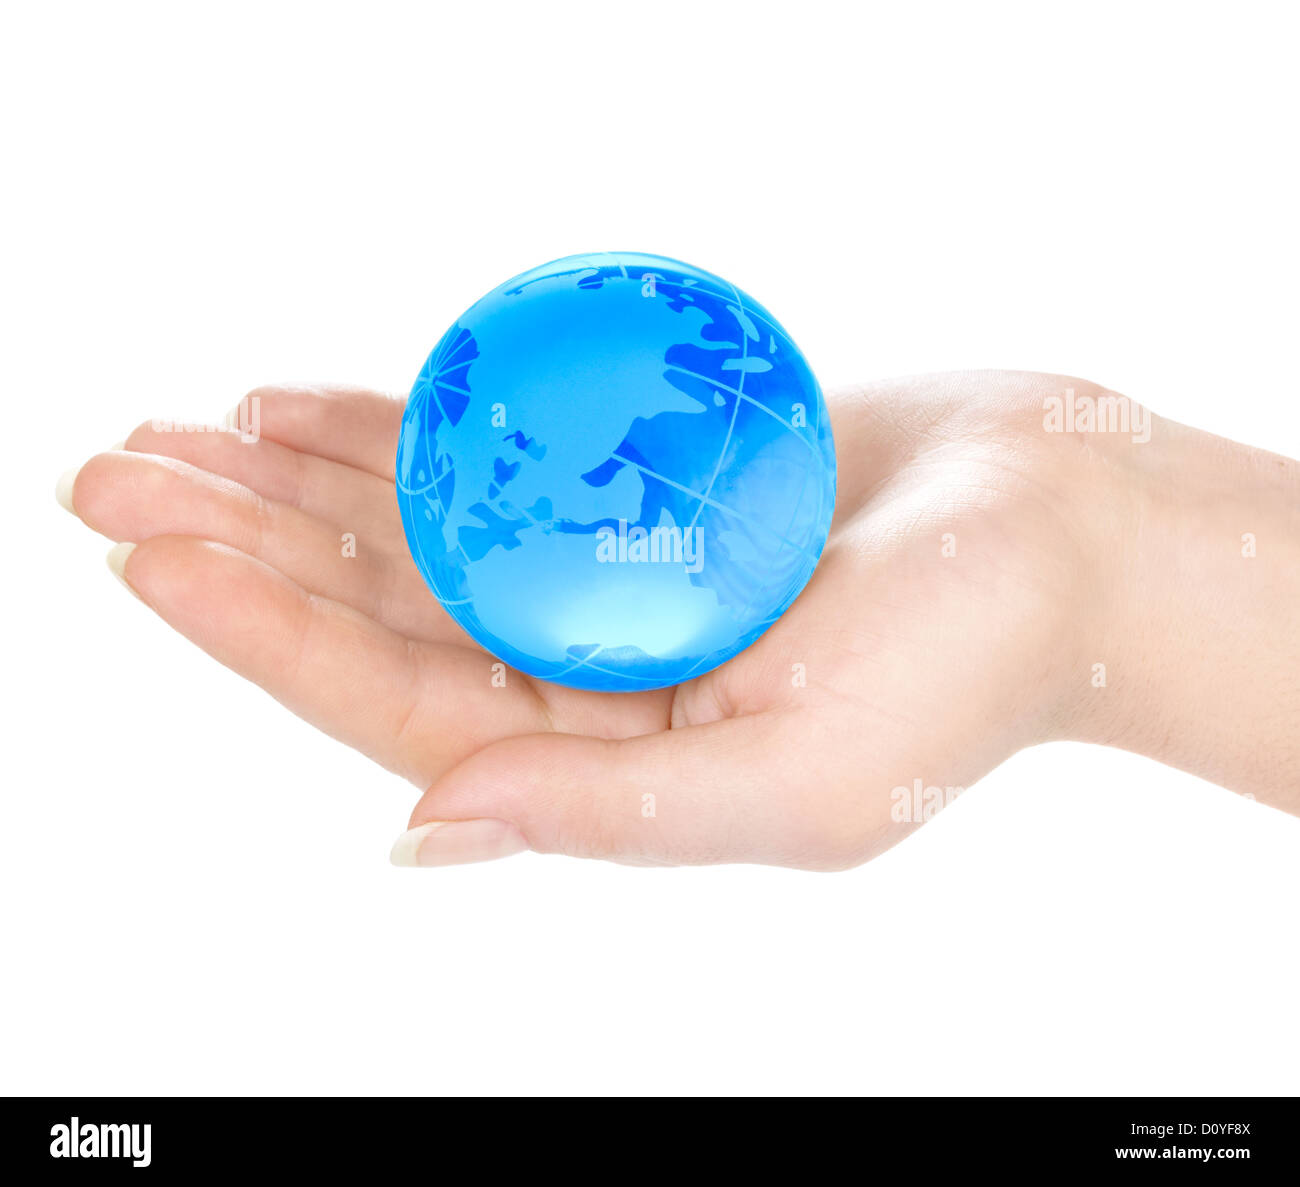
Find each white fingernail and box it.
[106,542,138,596]
[55,467,80,514]
[389,822,447,866]
[389,819,529,868]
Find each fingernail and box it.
[110,439,127,451]
[389,819,529,868]
[106,542,139,597]
[55,466,80,514]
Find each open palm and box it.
[61,373,1104,868]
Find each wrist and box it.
[1070,411,1300,804]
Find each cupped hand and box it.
[58,373,1121,869]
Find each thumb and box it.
[388,715,809,868]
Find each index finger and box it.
[232,384,406,481]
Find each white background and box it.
[3,1,1298,1095]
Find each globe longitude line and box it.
[424,274,662,653]
[423,365,478,567]
[664,366,823,464]
[396,344,462,497]
[723,469,819,645]
[689,372,833,612]
[394,393,438,496]
[406,263,833,688]
[400,456,440,603]
[549,650,668,685]
[686,392,740,534]
[406,455,467,608]
[614,264,731,305]
[601,251,629,280]
[685,287,829,651]
[546,647,607,680]
[530,260,732,682]
[647,273,791,342]
[404,331,484,607]
[676,412,833,680]
[608,281,753,684]
[397,375,456,606]
[685,284,750,533]
[611,457,819,565]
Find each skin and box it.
[58,373,1300,869]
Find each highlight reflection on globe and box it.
[396,252,837,692]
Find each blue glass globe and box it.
[396,252,836,692]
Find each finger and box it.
[393,714,859,869]
[113,537,548,784]
[70,450,469,647]
[232,384,405,481]
[121,419,403,553]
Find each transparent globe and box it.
[396,252,836,692]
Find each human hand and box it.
[56,373,1300,868]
